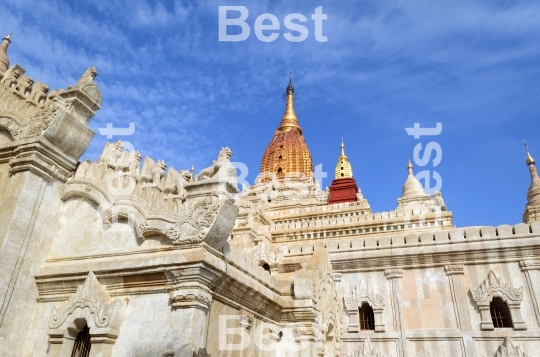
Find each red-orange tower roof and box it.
[259,76,314,182]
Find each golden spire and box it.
[335,138,353,179]
[407,157,413,170]
[278,72,302,134]
[525,141,535,165]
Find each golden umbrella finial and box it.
[279,72,300,133]
[407,157,413,169]
[525,141,535,165]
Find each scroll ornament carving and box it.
[344,277,386,309]
[470,270,523,303]
[166,194,221,243]
[489,337,531,357]
[4,119,19,137]
[344,338,385,357]
[21,104,58,138]
[48,272,118,329]
[256,240,285,266]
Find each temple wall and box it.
[0,171,65,354]
[337,259,540,357]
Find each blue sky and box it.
[2,0,540,227]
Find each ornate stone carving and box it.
[1,68,19,88]
[29,81,48,104]
[239,315,254,330]
[78,67,98,84]
[344,277,386,332]
[166,194,221,243]
[470,270,523,303]
[152,159,167,186]
[433,190,446,209]
[20,103,58,138]
[16,74,34,97]
[63,141,238,250]
[293,250,344,357]
[344,277,386,308]
[470,270,527,330]
[48,271,118,329]
[195,146,234,181]
[99,140,125,169]
[255,240,285,273]
[344,338,385,357]
[490,337,531,357]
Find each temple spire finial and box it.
[0,31,12,75]
[278,73,300,133]
[335,138,353,179]
[286,72,294,95]
[407,157,413,170]
[524,141,540,223]
[525,140,535,165]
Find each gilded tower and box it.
[259,76,313,182]
[328,139,359,204]
[335,139,353,179]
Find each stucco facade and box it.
[1,35,540,357]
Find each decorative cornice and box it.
[170,287,213,312]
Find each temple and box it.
[1,34,540,357]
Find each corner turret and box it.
[523,141,540,223]
[0,32,12,78]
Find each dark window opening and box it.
[71,325,91,357]
[278,155,282,160]
[359,303,375,330]
[341,173,344,177]
[277,167,283,175]
[261,263,271,273]
[490,297,513,328]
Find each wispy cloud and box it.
[1,0,539,226]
